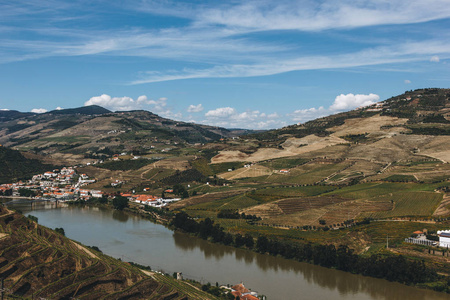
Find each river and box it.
[3,199,449,300]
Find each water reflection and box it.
[112,210,129,222]
[5,201,448,300]
[172,228,449,300]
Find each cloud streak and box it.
[1,0,450,84]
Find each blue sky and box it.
[0,0,449,129]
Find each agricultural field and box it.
[255,160,353,185]
[143,168,177,181]
[364,191,443,219]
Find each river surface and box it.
[3,199,450,300]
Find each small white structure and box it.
[437,230,450,247]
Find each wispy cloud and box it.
[131,39,450,84]
[1,0,450,82]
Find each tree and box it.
[256,235,269,253]
[55,227,65,236]
[112,195,129,210]
[244,234,254,249]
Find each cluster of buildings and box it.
[221,283,261,300]
[0,166,182,208]
[405,229,450,248]
[0,167,102,201]
[124,193,181,208]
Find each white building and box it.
[437,230,450,247]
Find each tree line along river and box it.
[3,199,449,300]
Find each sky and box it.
[0,0,449,129]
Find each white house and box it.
[437,230,450,247]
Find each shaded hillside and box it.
[0,147,55,184]
[0,205,217,299]
[0,110,34,122]
[0,106,244,161]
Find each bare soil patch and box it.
[71,241,98,259]
[219,165,272,180]
[433,193,450,217]
[212,135,348,163]
[327,115,408,136]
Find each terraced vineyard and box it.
[276,196,350,214]
[0,205,215,300]
[366,191,443,218]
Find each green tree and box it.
[112,195,129,210]
[55,227,65,236]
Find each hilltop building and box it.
[437,230,450,247]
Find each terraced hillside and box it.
[0,205,217,300]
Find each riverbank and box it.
[0,204,219,299]
[7,200,449,300]
[113,200,450,295]
[12,197,450,295]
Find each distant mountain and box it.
[0,110,35,122]
[47,105,111,115]
[0,105,242,162]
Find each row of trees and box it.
[171,212,438,287]
[217,210,261,221]
[171,212,254,248]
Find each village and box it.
[0,166,181,208]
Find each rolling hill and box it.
[0,105,254,165]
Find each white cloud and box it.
[0,108,10,111]
[404,79,411,84]
[85,94,137,111]
[31,108,47,113]
[329,93,379,111]
[84,94,169,112]
[203,107,286,129]
[31,108,47,114]
[55,106,63,110]
[430,55,440,62]
[195,1,450,32]
[2,1,449,82]
[187,104,204,113]
[84,94,182,121]
[290,93,380,123]
[205,107,236,118]
[290,107,327,123]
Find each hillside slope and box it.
[212,88,450,164]
[0,205,217,299]
[0,106,250,165]
[0,147,55,184]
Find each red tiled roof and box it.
[232,284,249,294]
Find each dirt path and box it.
[141,270,155,279]
[71,241,99,259]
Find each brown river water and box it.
[3,199,450,300]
